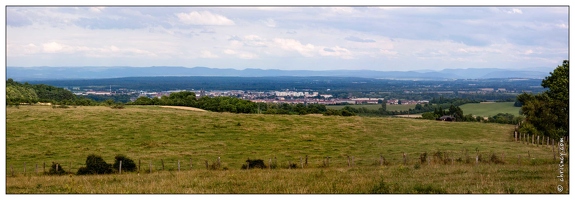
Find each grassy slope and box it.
[459,102,520,117]
[6,106,566,193]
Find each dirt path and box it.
[160,106,208,112]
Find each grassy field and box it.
[5,106,568,194]
[459,102,521,117]
[327,104,415,112]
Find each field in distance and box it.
[6,106,565,194]
[459,102,520,117]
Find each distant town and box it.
[65,86,535,106]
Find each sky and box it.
[4,3,570,72]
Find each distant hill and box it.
[6,66,552,81]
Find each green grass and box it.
[5,105,567,194]
[459,102,521,117]
[327,104,415,112]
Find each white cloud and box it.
[319,46,353,59]
[379,49,398,56]
[89,7,105,13]
[224,49,236,55]
[273,38,315,57]
[176,11,235,25]
[200,50,218,58]
[42,42,66,53]
[330,7,354,14]
[223,49,257,59]
[556,23,568,29]
[243,35,267,47]
[262,18,276,27]
[237,52,258,59]
[508,8,523,14]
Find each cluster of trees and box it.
[130,92,334,115]
[129,92,257,114]
[6,79,123,106]
[420,105,480,122]
[7,78,78,105]
[517,60,569,140]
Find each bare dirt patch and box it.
[160,106,208,112]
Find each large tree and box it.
[518,60,569,139]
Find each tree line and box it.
[516,60,568,140]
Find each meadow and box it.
[459,102,521,117]
[5,105,568,194]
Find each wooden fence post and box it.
[475,155,479,165]
[138,159,141,172]
[403,153,407,165]
[43,162,45,173]
[305,155,308,167]
[347,156,351,167]
[161,159,165,171]
[119,160,122,174]
[56,164,59,172]
[300,157,303,169]
[537,136,540,147]
[514,131,517,142]
[178,160,180,172]
[269,158,272,169]
[246,160,250,170]
[217,157,221,168]
[288,161,291,169]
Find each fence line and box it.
[9,150,559,177]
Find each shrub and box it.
[113,154,137,172]
[419,152,427,164]
[241,159,267,169]
[111,104,125,109]
[370,178,390,194]
[47,162,66,175]
[413,184,446,194]
[489,153,505,164]
[76,154,113,175]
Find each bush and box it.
[47,162,66,175]
[113,154,137,172]
[489,153,505,164]
[419,152,427,164]
[111,104,125,109]
[77,154,113,175]
[241,159,267,169]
